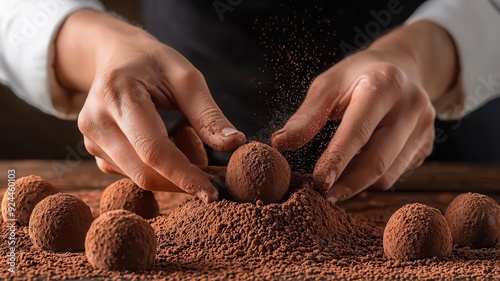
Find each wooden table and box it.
[1,160,499,192]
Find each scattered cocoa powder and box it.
[100,178,159,219]
[226,142,291,204]
[445,192,500,248]
[28,193,93,252]
[384,203,452,261]
[85,210,156,271]
[1,183,499,280]
[1,175,58,225]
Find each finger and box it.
[324,114,416,203]
[95,157,126,177]
[174,123,209,166]
[164,52,246,152]
[111,90,219,202]
[271,73,349,151]
[370,118,435,190]
[312,70,404,195]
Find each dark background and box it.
[1,0,499,163]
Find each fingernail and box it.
[198,189,219,204]
[327,197,338,205]
[324,171,336,191]
[222,127,241,137]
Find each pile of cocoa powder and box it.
[1,178,499,280]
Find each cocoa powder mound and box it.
[445,192,500,248]
[100,178,159,219]
[152,182,379,264]
[1,175,58,225]
[226,142,291,204]
[1,186,500,280]
[384,203,452,261]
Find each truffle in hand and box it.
[383,203,452,261]
[85,210,157,271]
[1,175,58,225]
[29,193,93,252]
[445,192,500,248]
[226,142,291,205]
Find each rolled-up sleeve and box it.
[0,0,104,119]
[407,0,500,120]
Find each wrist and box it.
[368,21,458,102]
[54,9,156,92]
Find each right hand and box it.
[56,11,246,203]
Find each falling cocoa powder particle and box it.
[1,175,58,225]
[383,203,452,261]
[85,209,156,271]
[100,178,159,219]
[226,141,291,204]
[445,192,500,248]
[29,193,93,252]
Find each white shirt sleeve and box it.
[0,0,104,120]
[407,0,500,120]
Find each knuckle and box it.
[351,116,373,146]
[375,176,393,191]
[96,159,114,174]
[373,149,391,177]
[175,68,204,84]
[361,64,405,99]
[130,167,153,191]
[134,135,165,168]
[77,113,92,135]
[84,140,99,156]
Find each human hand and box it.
[55,10,245,203]
[272,22,458,203]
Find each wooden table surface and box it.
[1,160,499,192]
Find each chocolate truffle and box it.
[174,124,209,166]
[29,193,93,252]
[85,209,157,271]
[1,175,58,225]
[100,178,159,219]
[445,192,500,248]
[226,142,291,204]
[383,203,452,261]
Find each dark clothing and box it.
[141,0,500,170]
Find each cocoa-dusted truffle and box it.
[226,142,291,204]
[1,175,58,225]
[100,178,159,219]
[29,193,93,252]
[85,209,156,271]
[445,192,500,248]
[383,203,452,260]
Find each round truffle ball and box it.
[1,175,58,225]
[445,192,500,248]
[100,178,159,219]
[383,203,452,261]
[29,193,93,252]
[226,142,291,204]
[85,209,157,271]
